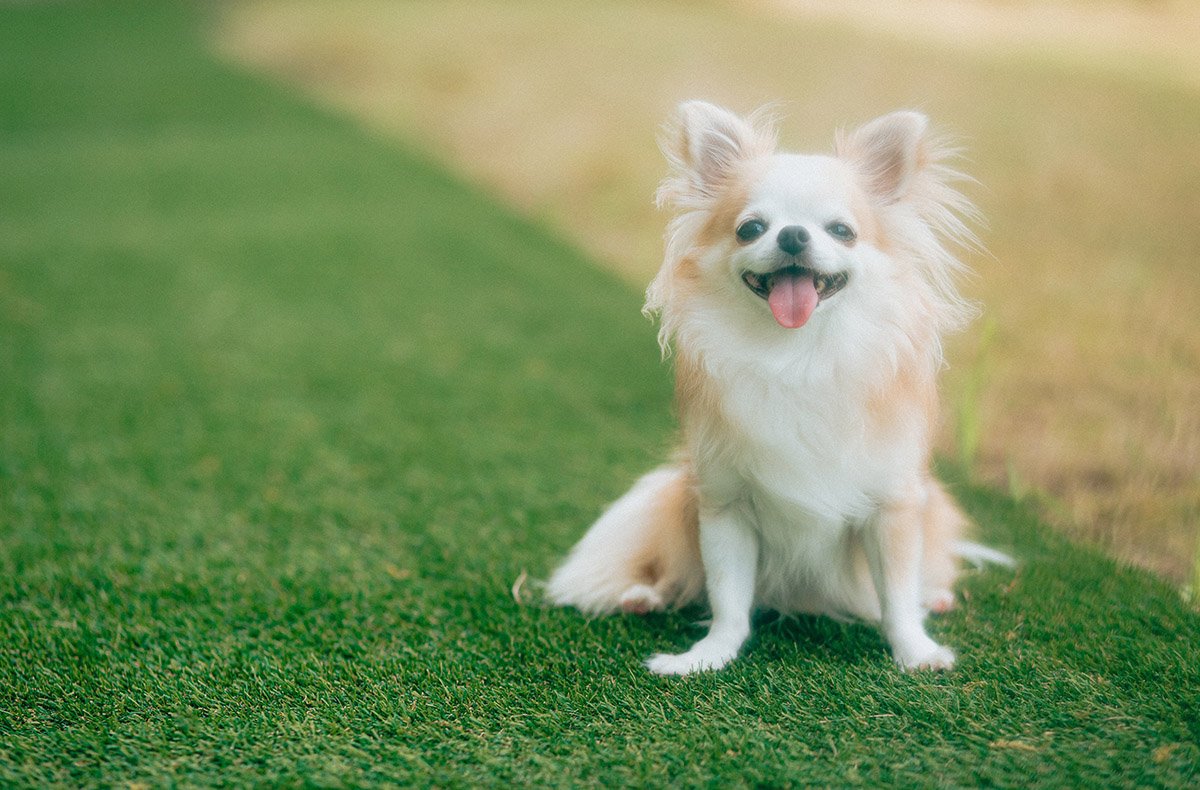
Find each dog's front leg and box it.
[645,505,757,675]
[864,496,956,671]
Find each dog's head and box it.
[647,102,976,347]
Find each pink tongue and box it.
[767,271,819,328]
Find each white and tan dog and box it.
[548,101,1008,675]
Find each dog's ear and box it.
[677,101,759,188]
[658,101,775,205]
[837,111,930,205]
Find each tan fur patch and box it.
[921,478,967,595]
[631,461,704,607]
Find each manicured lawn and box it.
[1,3,1196,787]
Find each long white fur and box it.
[547,101,1008,675]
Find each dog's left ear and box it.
[658,101,776,207]
[837,111,930,205]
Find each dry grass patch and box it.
[215,0,1200,583]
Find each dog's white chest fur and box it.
[706,357,912,512]
[689,339,921,618]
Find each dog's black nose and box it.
[776,225,809,256]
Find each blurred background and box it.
[215,0,1199,585]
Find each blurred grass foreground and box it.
[217,0,1200,585]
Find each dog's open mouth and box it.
[741,265,849,329]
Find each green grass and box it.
[1,2,1197,787]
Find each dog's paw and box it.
[644,638,739,676]
[619,584,664,614]
[892,637,956,672]
[923,588,955,614]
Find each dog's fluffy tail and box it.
[953,540,1015,568]
[546,465,705,615]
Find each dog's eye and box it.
[826,222,857,243]
[736,219,767,243]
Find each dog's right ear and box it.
[658,101,776,207]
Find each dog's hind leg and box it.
[547,464,704,615]
[921,478,967,613]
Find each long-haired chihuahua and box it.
[549,102,1009,675]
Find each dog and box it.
[547,101,1009,675]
